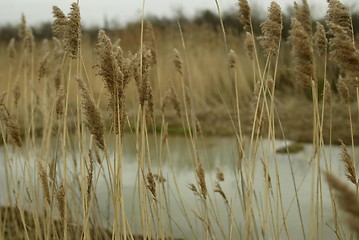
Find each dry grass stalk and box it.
[238,0,251,31]
[38,163,51,205]
[337,76,350,104]
[244,32,255,59]
[326,0,353,37]
[328,23,359,76]
[289,18,314,87]
[314,22,328,56]
[56,184,66,221]
[294,0,312,36]
[38,52,50,81]
[173,48,183,76]
[0,104,22,147]
[0,92,6,105]
[161,86,181,118]
[258,2,282,56]
[214,182,229,206]
[76,77,105,150]
[325,172,359,236]
[195,151,207,200]
[216,167,224,181]
[55,85,64,117]
[195,118,203,137]
[339,140,356,184]
[147,171,156,200]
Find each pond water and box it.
[0,134,356,239]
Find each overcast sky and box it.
[1,0,359,27]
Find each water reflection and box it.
[0,134,356,239]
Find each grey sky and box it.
[1,0,359,27]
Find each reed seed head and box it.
[52,6,67,38]
[229,49,237,68]
[0,105,22,147]
[214,182,229,206]
[327,0,352,37]
[13,79,20,107]
[258,1,282,56]
[294,0,312,36]
[66,2,81,59]
[244,32,255,59]
[19,13,27,40]
[173,48,183,76]
[7,38,16,61]
[56,184,66,221]
[339,140,356,184]
[195,151,207,200]
[238,0,251,31]
[38,52,50,81]
[314,22,327,56]
[55,85,64,117]
[147,171,156,200]
[337,76,350,104]
[38,163,51,205]
[76,77,105,150]
[289,18,314,87]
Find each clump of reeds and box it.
[76,77,105,150]
[95,30,127,134]
[326,172,359,236]
[0,94,22,147]
[289,18,314,87]
[258,2,282,56]
[339,140,356,184]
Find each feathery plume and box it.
[339,140,356,184]
[244,32,255,59]
[86,150,94,210]
[195,151,207,199]
[18,14,27,40]
[55,85,64,117]
[0,104,22,147]
[314,22,327,56]
[147,171,156,200]
[52,6,67,39]
[7,38,16,62]
[258,2,282,56]
[326,0,352,37]
[13,78,20,107]
[38,52,50,81]
[238,0,251,31]
[161,86,181,118]
[328,23,359,76]
[173,48,183,76]
[294,0,312,36]
[229,49,237,69]
[326,172,359,236]
[214,182,229,205]
[56,184,66,220]
[76,77,105,150]
[289,18,314,87]
[337,76,350,104]
[38,163,51,205]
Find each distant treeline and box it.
[1,9,359,43]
